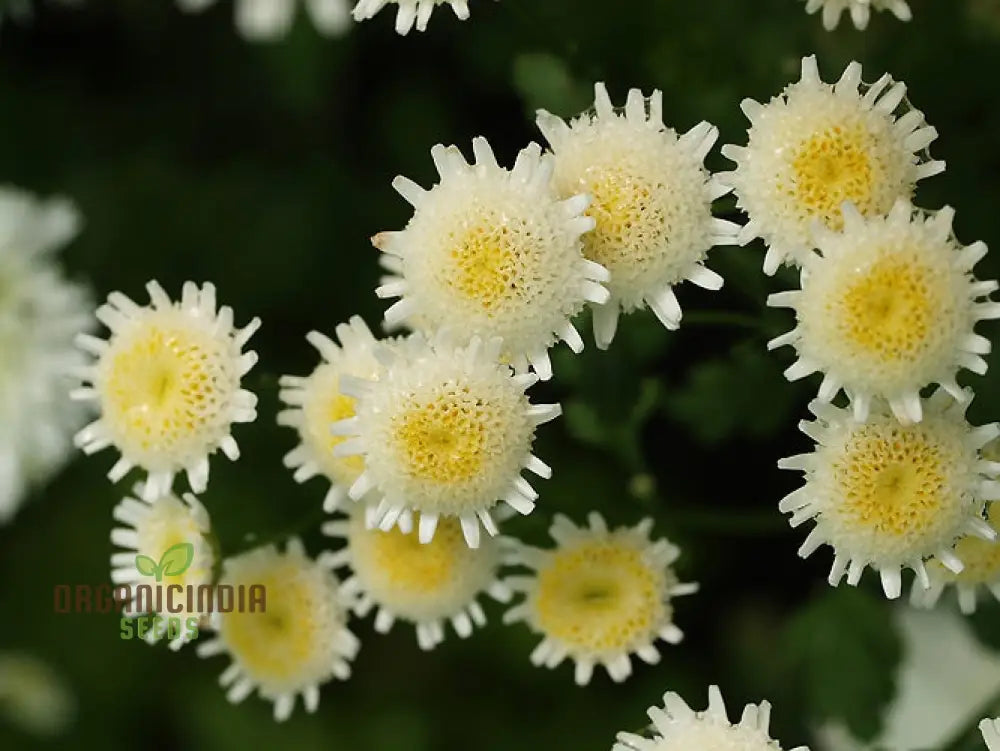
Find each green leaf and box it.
[783,587,902,741]
[158,542,195,578]
[134,554,159,578]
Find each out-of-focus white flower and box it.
[536,82,737,348]
[352,0,480,35]
[0,187,92,524]
[803,0,912,31]
[0,652,75,737]
[177,0,352,41]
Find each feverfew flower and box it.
[110,486,214,649]
[278,317,382,512]
[0,187,92,523]
[197,539,359,722]
[536,83,738,348]
[982,718,1000,751]
[177,0,351,41]
[768,201,1000,424]
[72,281,259,501]
[778,393,999,599]
[321,506,510,649]
[721,55,944,274]
[503,512,696,685]
[374,137,608,380]
[352,0,476,35]
[804,0,912,31]
[614,685,808,751]
[333,333,558,548]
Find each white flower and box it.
[778,392,1000,599]
[374,136,607,380]
[110,486,215,649]
[536,83,738,348]
[278,316,383,513]
[321,505,510,649]
[804,0,912,30]
[72,280,260,501]
[197,538,359,722]
[0,653,75,738]
[982,718,1000,751]
[614,685,809,751]
[503,512,697,685]
[767,200,1000,424]
[0,187,92,524]
[351,0,477,35]
[333,333,558,548]
[177,0,351,41]
[720,55,944,274]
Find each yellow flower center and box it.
[102,320,233,458]
[221,562,328,685]
[836,255,941,361]
[447,224,519,312]
[579,166,657,271]
[534,540,666,653]
[135,501,209,591]
[304,381,364,485]
[395,391,490,484]
[792,125,874,229]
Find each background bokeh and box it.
[2,0,1000,748]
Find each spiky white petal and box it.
[982,718,1000,751]
[721,55,943,274]
[537,83,737,347]
[779,392,999,599]
[504,512,696,685]
[374,137,605,378]
[614,685,809,751]
[768,201,998,422]
[72,280,259,501]
[803,0,912,30]
[351,0,475,35]
[196,539,358,722]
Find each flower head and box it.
[503,512,697,685]
[321,505,510,648]
[721,55,943,274]
[779,392,999,599]
[614,685,808,751]
[351,0,475,35]
[110,486,214,649]
[804,0,912,30]
[0,187,92,523]
[197,539,359,722]
[767,201,1000,424]
[72,281,260,501]
[333,333,558,548]
[178,0,351,41]
[278,316,382,512]
[536,83,738,347]
[374,136,607,380]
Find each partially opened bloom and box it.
[779,392,999,599]
[536,83,738,347]
[503,512,696,685]
[374,136,607,380]
[0,187,92,523]
[177,0,351,41]
[333,333,558,548]
[721,55,943,274]
[321,505,510,649]
[352,0,478,35]
[767,201,1000,424]
[72,281,259,501]
[614,685,808,751]
[197,539,359,722]
[278,316,382,512]
[804,0,912,30]
[982,718,1000,751]
[110,486,214,649]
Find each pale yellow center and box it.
[447,225,519,311]
[102,323,230,455]
[395,391,489,484]
[534,541,666,653]
[580,167,655,270]
[305,389,364,484]
[792,126,874,229]
[837,256,938,361]
[935,503,1000,584]
[835,428,949,538]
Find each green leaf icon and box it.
[135,554,159,578]
[159,542,195,578]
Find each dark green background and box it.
[1,0,999,748]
